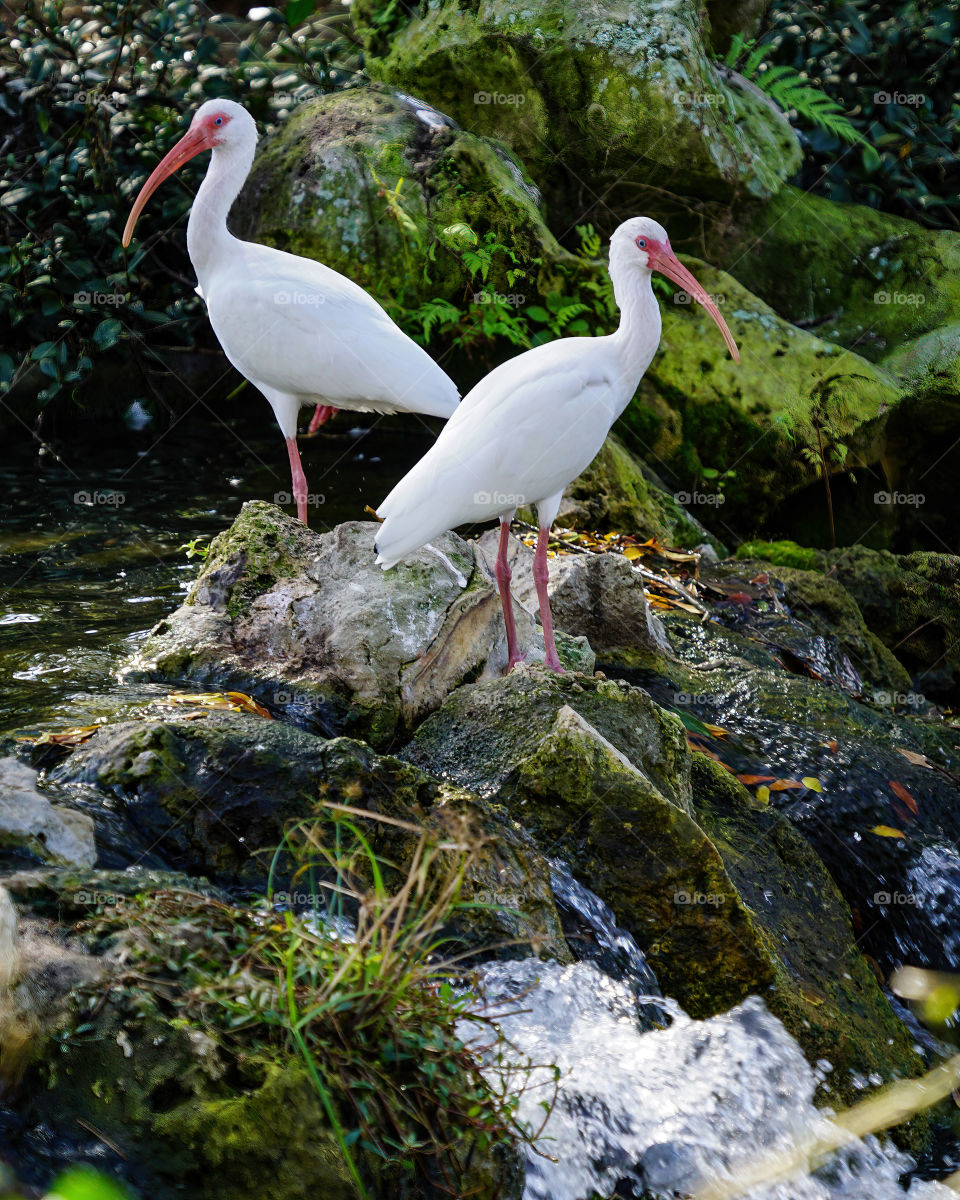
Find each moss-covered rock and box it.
[48,712,569,961]
[234,86,569,311]
[734,541,960,702]
[402,667,926,1101]
[727,186,960,362]
[123,503,592,749]
[353,0,801,232]
[689,754,926,1114]
[556,432,726,552]
[618,256,901,529]
[718,557,914,697]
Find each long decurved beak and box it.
[653,247,740,364]
[122,125,210,247]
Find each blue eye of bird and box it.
[636,238,647,249]
[215,116,223,126]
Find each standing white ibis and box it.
[375,217,739,671]
[122,99,459,523]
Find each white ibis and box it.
[122,99,459,523]
[375,217,739,671]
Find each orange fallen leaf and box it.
[824,740,839,753]
[889,780,919,816]
[737,774,776,786]
[869,825,908,839]
[897,748,931,769]
[769,778,804,791]
[22,724,100,747]
[704,723,729,739]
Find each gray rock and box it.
[476,530,671,660]
[0,758,96,868]
[125,504,594,748]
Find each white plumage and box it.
[123,98,458,522]
[375,216,739,671]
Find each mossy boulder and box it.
[618,256,901,530]
[48,712,569,961]
[717,557,914,698]
[123,503,592,749]
[728,187,960,362]
[234,85,568,311]
[734,541,960,702]
[402,668,925,1099]
[353,0,801,231]
[556,432,726,552]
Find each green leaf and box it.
[285,0,316,28]
[92,318,123,350]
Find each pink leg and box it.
[285,436,309,525]
[534,526,563,672]
[495,520,525,671]
[307,404,338,435]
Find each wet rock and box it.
[735,541,960,703]
[353,0,802,228]
[625,606,960,977]
[476,530,672,662]
[0,758,96,869]
[714,556,914,698]
[124,503,592,749]
[405,668,928,1101]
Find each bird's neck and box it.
[609,262,662,395]
[187,138,256,288]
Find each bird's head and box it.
[122,99,257,247]
[610,217,740,363]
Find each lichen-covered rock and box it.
[402,668,925,1096]
[353,0,801,229]
[234,86,569,311]
[123,503,592,749]
[555,432,726,552]
[0,758,96,869]
[476,529,672,663]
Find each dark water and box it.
[0,400,435,736]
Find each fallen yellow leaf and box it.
[802,776,823,792]
[869,825,907,839]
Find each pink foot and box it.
[534,526,564,673]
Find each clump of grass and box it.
[79,804,553,1196]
